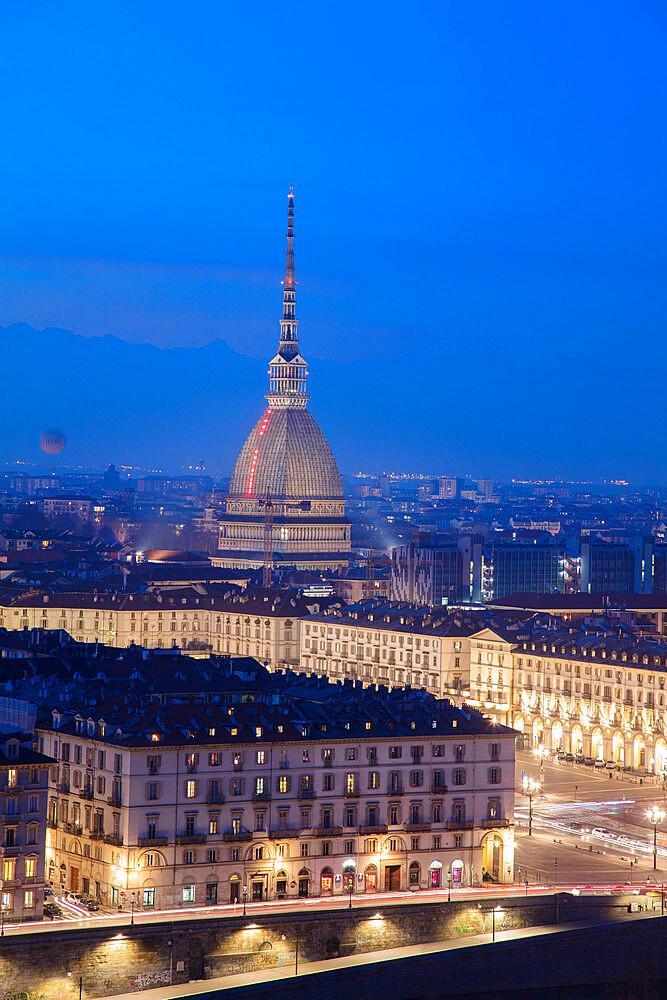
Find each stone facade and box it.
[38,721,515,914]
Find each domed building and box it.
[218,190,351,573]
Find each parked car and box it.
[594,759,606,768]
[583,756,596,766]
[605,761,616,769]
[565,753,575,762]
[43,885,53,896]
[82,898,99,911]
[43,902,63,919]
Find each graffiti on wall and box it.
[129,970,171,990]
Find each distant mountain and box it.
[0,322,664,482]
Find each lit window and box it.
[185,780,197,799]
[182,884,195,902]
[24,889,34,908]
[25,857,36,878]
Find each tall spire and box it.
[266,187,309,408]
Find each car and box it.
[565,753,575,762]
[43,902,63,919]
[583,756,595,766]
[592,827,616,840]
[569,821,583,832]
[605,761,616,769]
[83,898,99,911]
[594,759,606,768]
[43,885,53,896]
[556,751,567,760]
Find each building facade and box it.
[0,587,336,670]
[0,733,51,923]
[38,685,515,910]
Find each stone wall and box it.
[0,892,658,999]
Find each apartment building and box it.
[0,732,51,922]
[0,587,337,670]
[299,601,517,701]
[36,676,515,910]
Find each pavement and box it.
[101,915,658,1000]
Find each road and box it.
[515,749,667,885]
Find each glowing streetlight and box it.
[647,805,665,871]
[533,744,548,785]
[522,776,541,837]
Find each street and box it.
[515,749,667,886]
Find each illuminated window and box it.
[6,770,16,789]
[182,884,195,903]
[25,857,36,878]
[185,780,197,799]
[3,859,15,881]
[24,890,34,908]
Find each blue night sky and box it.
[0,1,665,478]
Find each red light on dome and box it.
[247,448,260,496]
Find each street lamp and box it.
[647,805,665,871]
[447,869,452,903]
[242,884,248,917]
[522,776,541,837]
[533,744,548,786]
[130,891,136,926]
[67,972,83,1000]
[479,904,504,942]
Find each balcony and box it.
[314,826,343,837]
[431,782,448,795]
[297,788,315,800]
[343,789,360,799]
[404,822,431,833]
[386,786,403,796]
[103,834,124,846]
[46,819,58,830]
[137,836,169,847]
[268,829,300,839]
[445,820,474,831]
[89,830,105,840]
[2,845,21,856]
[175,834,207,846]
[222,831,253,843]
[79,788,94,801]
[481,818,511,828]
[359,824,388,835]
[107,794,122,808]
[57,782,71,795]
[252,790,271,803]
[63,822,83,836]
[206,793,225,806]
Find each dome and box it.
[228,407,343,500]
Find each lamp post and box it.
[67,972,83,1000]
[447,869,452,903]
[647,805,665,871]
[242,883,248,917]
[348,882,353,910]
[533,745,548,787]
[130,891,135,926]
[479,904,503,942]
[522,776,541,837]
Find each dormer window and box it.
[52,710,61,730]
[87,720,95,736]
[7,742,18,759]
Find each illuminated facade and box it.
[218,190,351,572]
[39,691,515,910]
